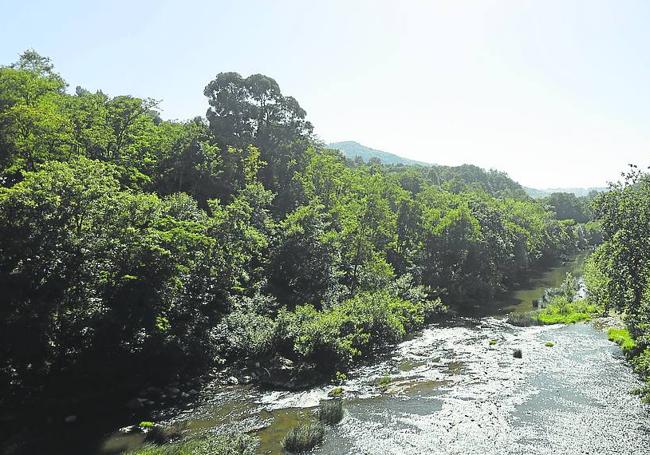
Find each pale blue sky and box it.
[2,0,649,188]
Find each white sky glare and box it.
[2,0,650,188]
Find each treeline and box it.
[584,165,650,400]
[0,51,595,405]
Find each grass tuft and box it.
[318,399,344,425]
[282,421,325,453]
[328,386,343,397]
[376,374,392,387]
[508,298,601,327]
[536,297,599,325]
[607,328,636,354]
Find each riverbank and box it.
[7,253,639,455]
[112,317,650,455]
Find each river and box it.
[81,255,650,454]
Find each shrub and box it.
[544,341,555,347]
[633,348,650,377]
[212,295,278,360]
[282,422,325,453]
[284,290,445,368]
[318,399,344,425]
[489,339,498,346]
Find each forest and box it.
[0,50,597,405]
[1,50,647,454]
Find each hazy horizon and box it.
[3,0,649,188]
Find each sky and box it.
[2,0,649,188]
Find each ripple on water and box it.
[311,321,650,455]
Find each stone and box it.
[118,425,136,434]
[64,415,77,423]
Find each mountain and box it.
[524,187,608,198]
[328,141,430,166]
[329,141,606,199]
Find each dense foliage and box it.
[584,165,650,400]
[0,51,591,407]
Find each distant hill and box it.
[329,141,605,199]
[328,141,430,166]
[524,187,608,198]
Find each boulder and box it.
[258,356,321,390]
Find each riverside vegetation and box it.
[511,164,650,403]
[0,51,619,453]
[582,165,650,402]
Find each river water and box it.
[100,255,650,455]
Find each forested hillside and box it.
[0,51,597,411]
[328,141,429,166]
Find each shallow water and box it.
[97,255,650,455]
[303,321,650,455]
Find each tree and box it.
[204,72,313,211]
[268,203,343,308]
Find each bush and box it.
[212,295,279,360]
[544,341,555,347]
[126,433,257,455]
[283,290,445,368]
[282,422,325,453]
[318,399,344,425]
